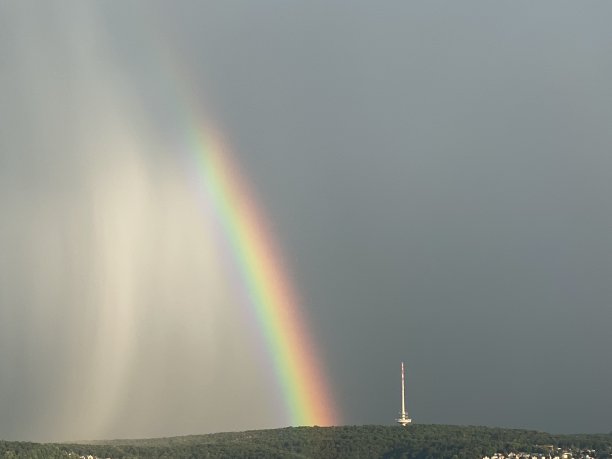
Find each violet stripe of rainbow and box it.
[190,129,337,426]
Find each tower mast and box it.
[396,362,412,426]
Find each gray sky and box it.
[1,1,612,441]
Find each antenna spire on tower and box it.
[396,361,412,426]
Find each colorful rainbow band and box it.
[189,129,338,426]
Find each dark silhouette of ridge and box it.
[2,424,612,458]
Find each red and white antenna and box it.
[396,362,412,426]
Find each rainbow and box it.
[186,127,338,427]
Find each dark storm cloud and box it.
[160,1,612,433]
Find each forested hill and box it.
[2,424,612,459]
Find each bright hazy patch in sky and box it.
[2,1,612,441]
[0,2,285,441]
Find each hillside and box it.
[2,425,612,459]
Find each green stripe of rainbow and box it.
[189,128,338,426]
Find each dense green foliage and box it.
[2,425,612,458]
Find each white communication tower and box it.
[396,361,412,426]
